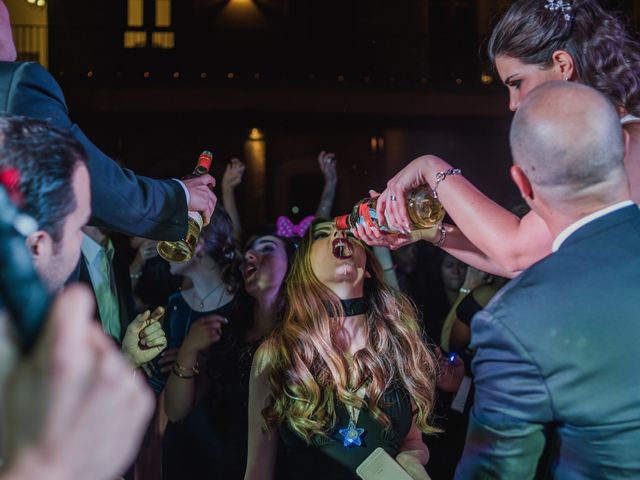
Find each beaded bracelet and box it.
[173,360,199,376]
[172,367,197,380]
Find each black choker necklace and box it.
[340,298,367,317]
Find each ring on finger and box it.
[390,194,397,201]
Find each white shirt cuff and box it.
[173,179,190,206]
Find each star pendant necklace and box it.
[338,386,366,448]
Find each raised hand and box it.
[129,239,158,281]
[315,151,338,219]
[318,151,337,184]
[183,174,217,225]
[134,239,158,264]
[222,158,246,191]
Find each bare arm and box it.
[378,155,553,273]
[221,158,245,240]
[441,225,521,278]
[315,151,338,220]
[244,346,278,480]
[373,246,400,289]
[163,347,202,422]
[164,315,225,421]
[353,221,518,278]
[395,403,431,480]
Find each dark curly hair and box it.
[488,0,640,116]
[199,204,242,294]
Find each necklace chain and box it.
[346,385,366,423]
[193,281,225,309]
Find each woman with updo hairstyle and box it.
[355,0,640,278]
[245,220,439,480]
[488,0,640,118]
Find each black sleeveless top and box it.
[276,385,413,480]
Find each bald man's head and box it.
[510,82,626,205]
[0,1,16,62]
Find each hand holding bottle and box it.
[374,155,460,233]
[158,151,216,262]
[335,183,443,235]
[183,174,217,226]
[348,190,441,250]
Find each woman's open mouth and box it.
[332,238,354,259]
[243,263,258,280]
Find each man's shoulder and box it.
[0,61,50,79]
[481,209,640,333]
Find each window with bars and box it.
[125,0,174,49]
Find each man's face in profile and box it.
[36,163,91,292]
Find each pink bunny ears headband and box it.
[276,215,315,238]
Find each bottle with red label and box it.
[334,185,444,233]
[157,150,213,263]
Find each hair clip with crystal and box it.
[544,0,572,22]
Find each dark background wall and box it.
[24,0,639,228]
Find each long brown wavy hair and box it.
[488,0,640,116]
[257,221,438,443]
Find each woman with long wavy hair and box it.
[244,220,439,480]
[355,0,640,277]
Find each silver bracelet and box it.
[433,168,462,199]
[435,224,447,248]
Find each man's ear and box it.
[510,165,534,201]
[623,128,631,160]
[25,230,54,269]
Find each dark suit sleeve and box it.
[5,62,188,240]
[454,308,552,480]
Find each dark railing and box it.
[11,24,490,91]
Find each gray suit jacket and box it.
[0,61,188,240]
[456,205,640,479]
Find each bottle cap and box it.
[334,215,350,230]
[195,150,213,174]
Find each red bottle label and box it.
[356,202,393,232]
[334,215,350,230]
[196,151,213,173]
